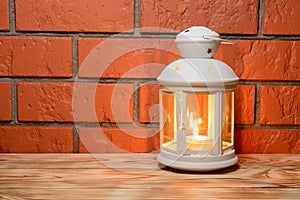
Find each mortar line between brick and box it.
[235,125,300,130]
[258,0,265,36]
[1,32,300,41]
[1,78,299,86]
[221,35,300,41]
[134,82,140,123]
[9,0,16,33]
[0,121,160,126]
[11,81,17,123]
[75,122,160,128]
[0,78,159,84]
[0,32,136,38]
[134,0,141,36]
[254,83,261,125]
[1,121,298,130]
[0,122,75,127]
[73,127,79,153]
[72,35,79,78]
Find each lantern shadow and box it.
[158,163,240,174]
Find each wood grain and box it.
[0,154,299,199]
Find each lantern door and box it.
[160,90,178,153]
[222,91,234,153]
[160,89,235,156]
[184,92,220,155]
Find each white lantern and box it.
[157,26,239,171]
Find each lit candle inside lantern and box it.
[192,117,203,139]
[187,115,214,151]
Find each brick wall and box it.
[0,0,299,153]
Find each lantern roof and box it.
[175,26,223,58]
[157,58,239,87]
[175,26,220,43]
[158,26,239,88]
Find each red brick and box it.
[215,40,300,81]
[18,82,73,122]
[79,127,159,153]
[235,129,300,153]
[0,0,9,30]
[0,126,73,153]
[0,37,72,77]
[235,86,255,124]
[0,82,12,121]
[18,82,134,122]
[264,0,300,35]
[16,0,134,32]
[260,86,300,125]
[0,37,11,76]
[73,83,134,122]
[140,84,160,123]
[78,38,180,78]
[140,0,258,34]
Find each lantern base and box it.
[157,149,238,172]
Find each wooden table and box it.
[0,154,299,199]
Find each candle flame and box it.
[198,118,203,125]
[167,113,171,123]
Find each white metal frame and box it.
[221,91,235,154]
[159,90,178,154]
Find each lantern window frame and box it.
[159,87,234,157]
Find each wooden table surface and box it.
[0,154,299,199]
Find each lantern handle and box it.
[203,36,235,45]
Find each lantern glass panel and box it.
[222,91,234,151]
[160,91,177,152]
[185,93,217,153]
